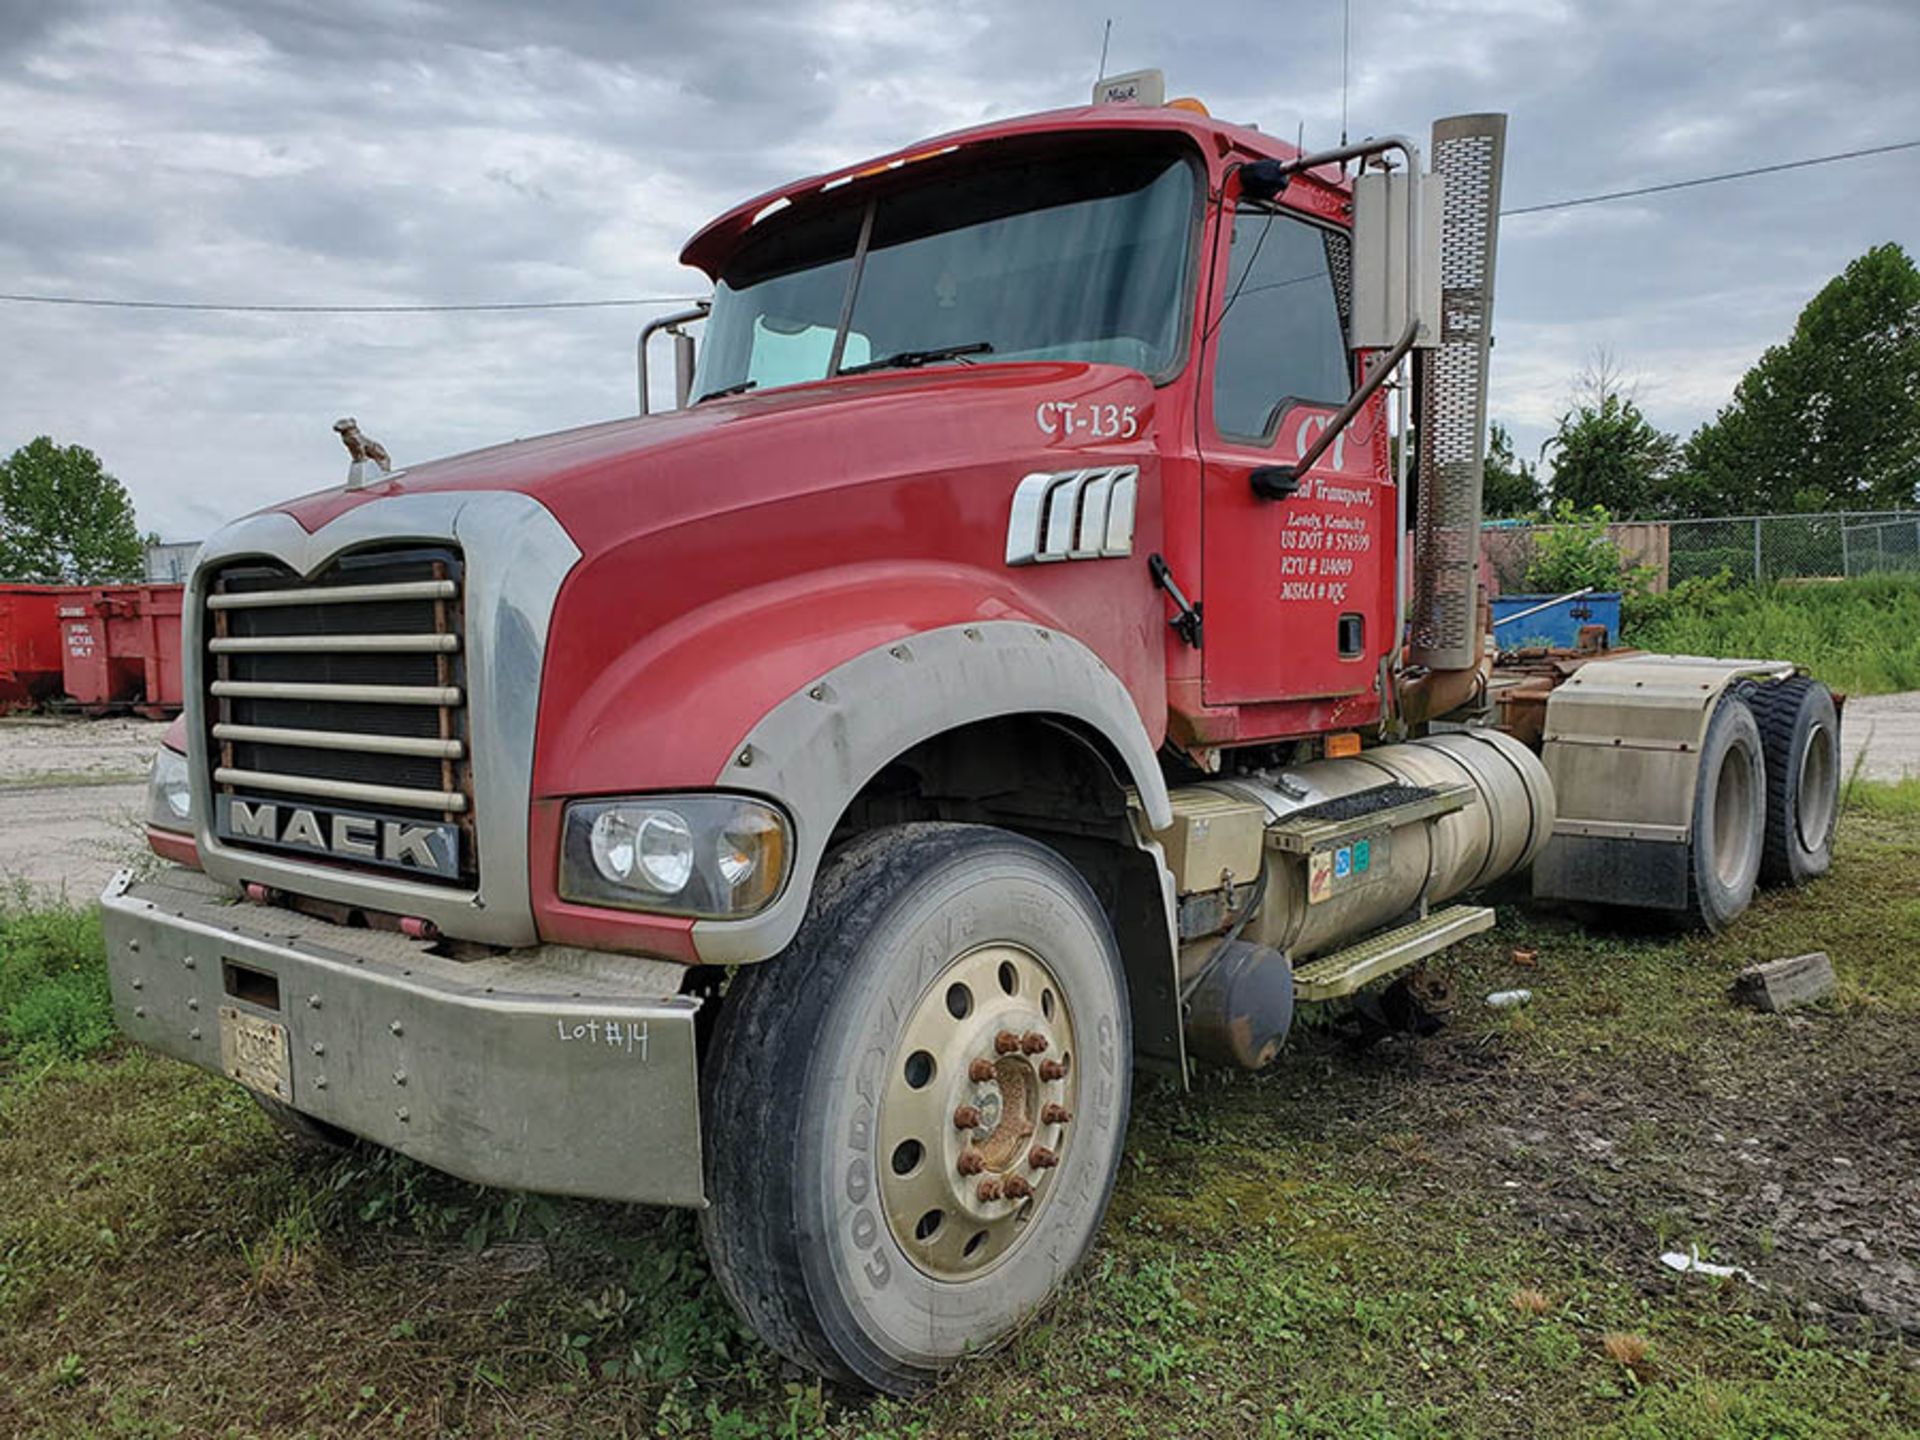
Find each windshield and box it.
[693,139,1198,398]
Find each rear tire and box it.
[1685,694,1767,933]
[699,823,1132,1394]
[1741,678,1839,886]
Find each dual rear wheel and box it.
[1688,678,1839,931]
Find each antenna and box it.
[1096,17,1112,82]
[1340,0,1351,147]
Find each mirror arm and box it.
[1250,321,1418,500]
[1250,131,1424,502]
[637,303,712,415]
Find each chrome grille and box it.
[205,547,475,885]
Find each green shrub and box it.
[1522,501,1658,602]
[1625,574,1920,695]
[0,895,115,1064]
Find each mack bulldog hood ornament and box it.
[334,416,393,489]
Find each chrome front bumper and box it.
[101,867,706,1208]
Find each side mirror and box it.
[637,303,712,415]
[1350,167,1443,352]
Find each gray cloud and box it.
[1,0,1917,539]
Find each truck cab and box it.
[107,80,1840,1393]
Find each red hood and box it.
[278,362,1135,545]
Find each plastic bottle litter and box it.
[1660,1245,1760,1286]
[1485,988,1533,1008]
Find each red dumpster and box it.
[0,585,69,710]
[58,584,185,717]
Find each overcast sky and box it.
[2,0,1917,541]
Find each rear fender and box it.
[1534,654,1796,908]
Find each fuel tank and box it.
[1174,728,1552,982]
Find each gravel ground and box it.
[0,717,166,902]
[1841,691,1920,781]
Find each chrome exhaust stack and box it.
[1408,114,1508,675]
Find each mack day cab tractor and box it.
[107,71,1842,1393]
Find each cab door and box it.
[1198,201,1394,708]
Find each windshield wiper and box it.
[836,341,993,377]
[695,378,757,403]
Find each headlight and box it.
[145,746,192,832]
[560,795,789,918]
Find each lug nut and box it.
[968,1058,996,1083]
[1029,1146,1060,1169]
[957,1148,986,1176]
[1002,1174,1034,1200]
[976,1178,1003,1202]
[953,1104,983,1131]
[1020,1031,1049,1055]
[1039,1058,1068,1081]
[994,1030,1021,1055]
[1042,1103,1073,1125]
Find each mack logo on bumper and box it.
[217,796,460,880]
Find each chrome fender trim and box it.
[691,620,1173,966]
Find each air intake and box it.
[1409,113,1507,671]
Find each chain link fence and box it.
[1483,510,1920,593]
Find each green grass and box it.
[0,889,115,1067]
[1625,573,1920,694]
[1845,776,1920,819]
[0,770,146,790]
[3,819,1919,1437]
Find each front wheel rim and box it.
[876,943,1078,1281]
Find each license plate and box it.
[219,1006,291,1100]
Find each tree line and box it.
[0,437,151,583]
[1484,242,1920,520]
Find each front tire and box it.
[252,1095,355,1151]
[699,823,1132,1394]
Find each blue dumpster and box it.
[1490,592,1622,649]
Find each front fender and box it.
[690,620,1172,965]
[530,564,1169,963]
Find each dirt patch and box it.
[1380,1002,1920,1338]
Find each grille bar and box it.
[208,579,458,610]
[206,545,475,888]
[212,722,465,760]
[211,680,462,705]
[214,766,469,813]
[209,634,460,655]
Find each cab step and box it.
[1291,904,1496,1001]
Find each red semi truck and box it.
[106,77,1840,1392]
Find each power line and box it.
[0,292,705,315]
[3,139,1914,317]
[1501,139,1919,217]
